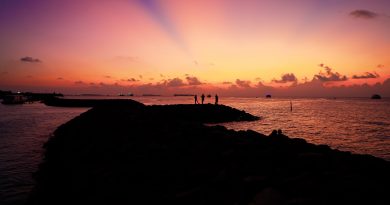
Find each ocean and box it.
[0,96,389,204]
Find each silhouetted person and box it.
[290,101,292,112]
[270,130,278,137]
[270,129,283,137]
[194,95,198,104]
[201,94,205,104]
[215,94,219,105]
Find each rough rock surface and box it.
[28,101,390,205]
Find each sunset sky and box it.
[1,0,390,96]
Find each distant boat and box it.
[371,94,381,99]
[207,94,211,98]
[118,93,134,96]
[1,95,27,104]
[266,94,272,98]
[142,94,161,96]
[174,94,194,96]
[80,94,105,96]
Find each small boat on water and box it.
[266,94,272,98]
[142,94,161,96]
[1,95,27,104]
[118,93,134,96]
[371,94,381,99]
[174,94,194,96]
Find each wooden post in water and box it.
[290,101,292,112]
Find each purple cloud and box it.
[74,81,85,84]
[377,64,385,68]
[122,78,139,82]
[235,79,251,88]
[20,56,41,63]
[186,76,202,85]
[315,65,348,82]
[350,10,378,19]
[272,73,298,83]
[352,72,380,79]
[166,78,185,87]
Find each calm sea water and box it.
[0,96,389,204]
[136,96,390,160]
[0,103,88,205]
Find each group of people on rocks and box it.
[194,94,218,105]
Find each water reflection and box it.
[0,103,88,205]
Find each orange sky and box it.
[0,0,389,96]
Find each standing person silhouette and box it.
[201,94,205,104]
[215,94,219,105]
[194,95,198,104]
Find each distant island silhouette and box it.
[0,90,63,104]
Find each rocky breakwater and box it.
[43,97,145,107]
[28,101,390,205]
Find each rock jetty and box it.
[44,97,145,107]
[28,100,390,205]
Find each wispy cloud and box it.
[235,79,251,88]
[20,56,41,63]
[114,56,140,62]
[315,64,348,82]
[350,10,378,19]
[377,64,385,68]
[352,72,379,79]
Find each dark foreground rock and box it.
[28,102,390,205]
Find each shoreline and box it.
[28,100,390,204]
